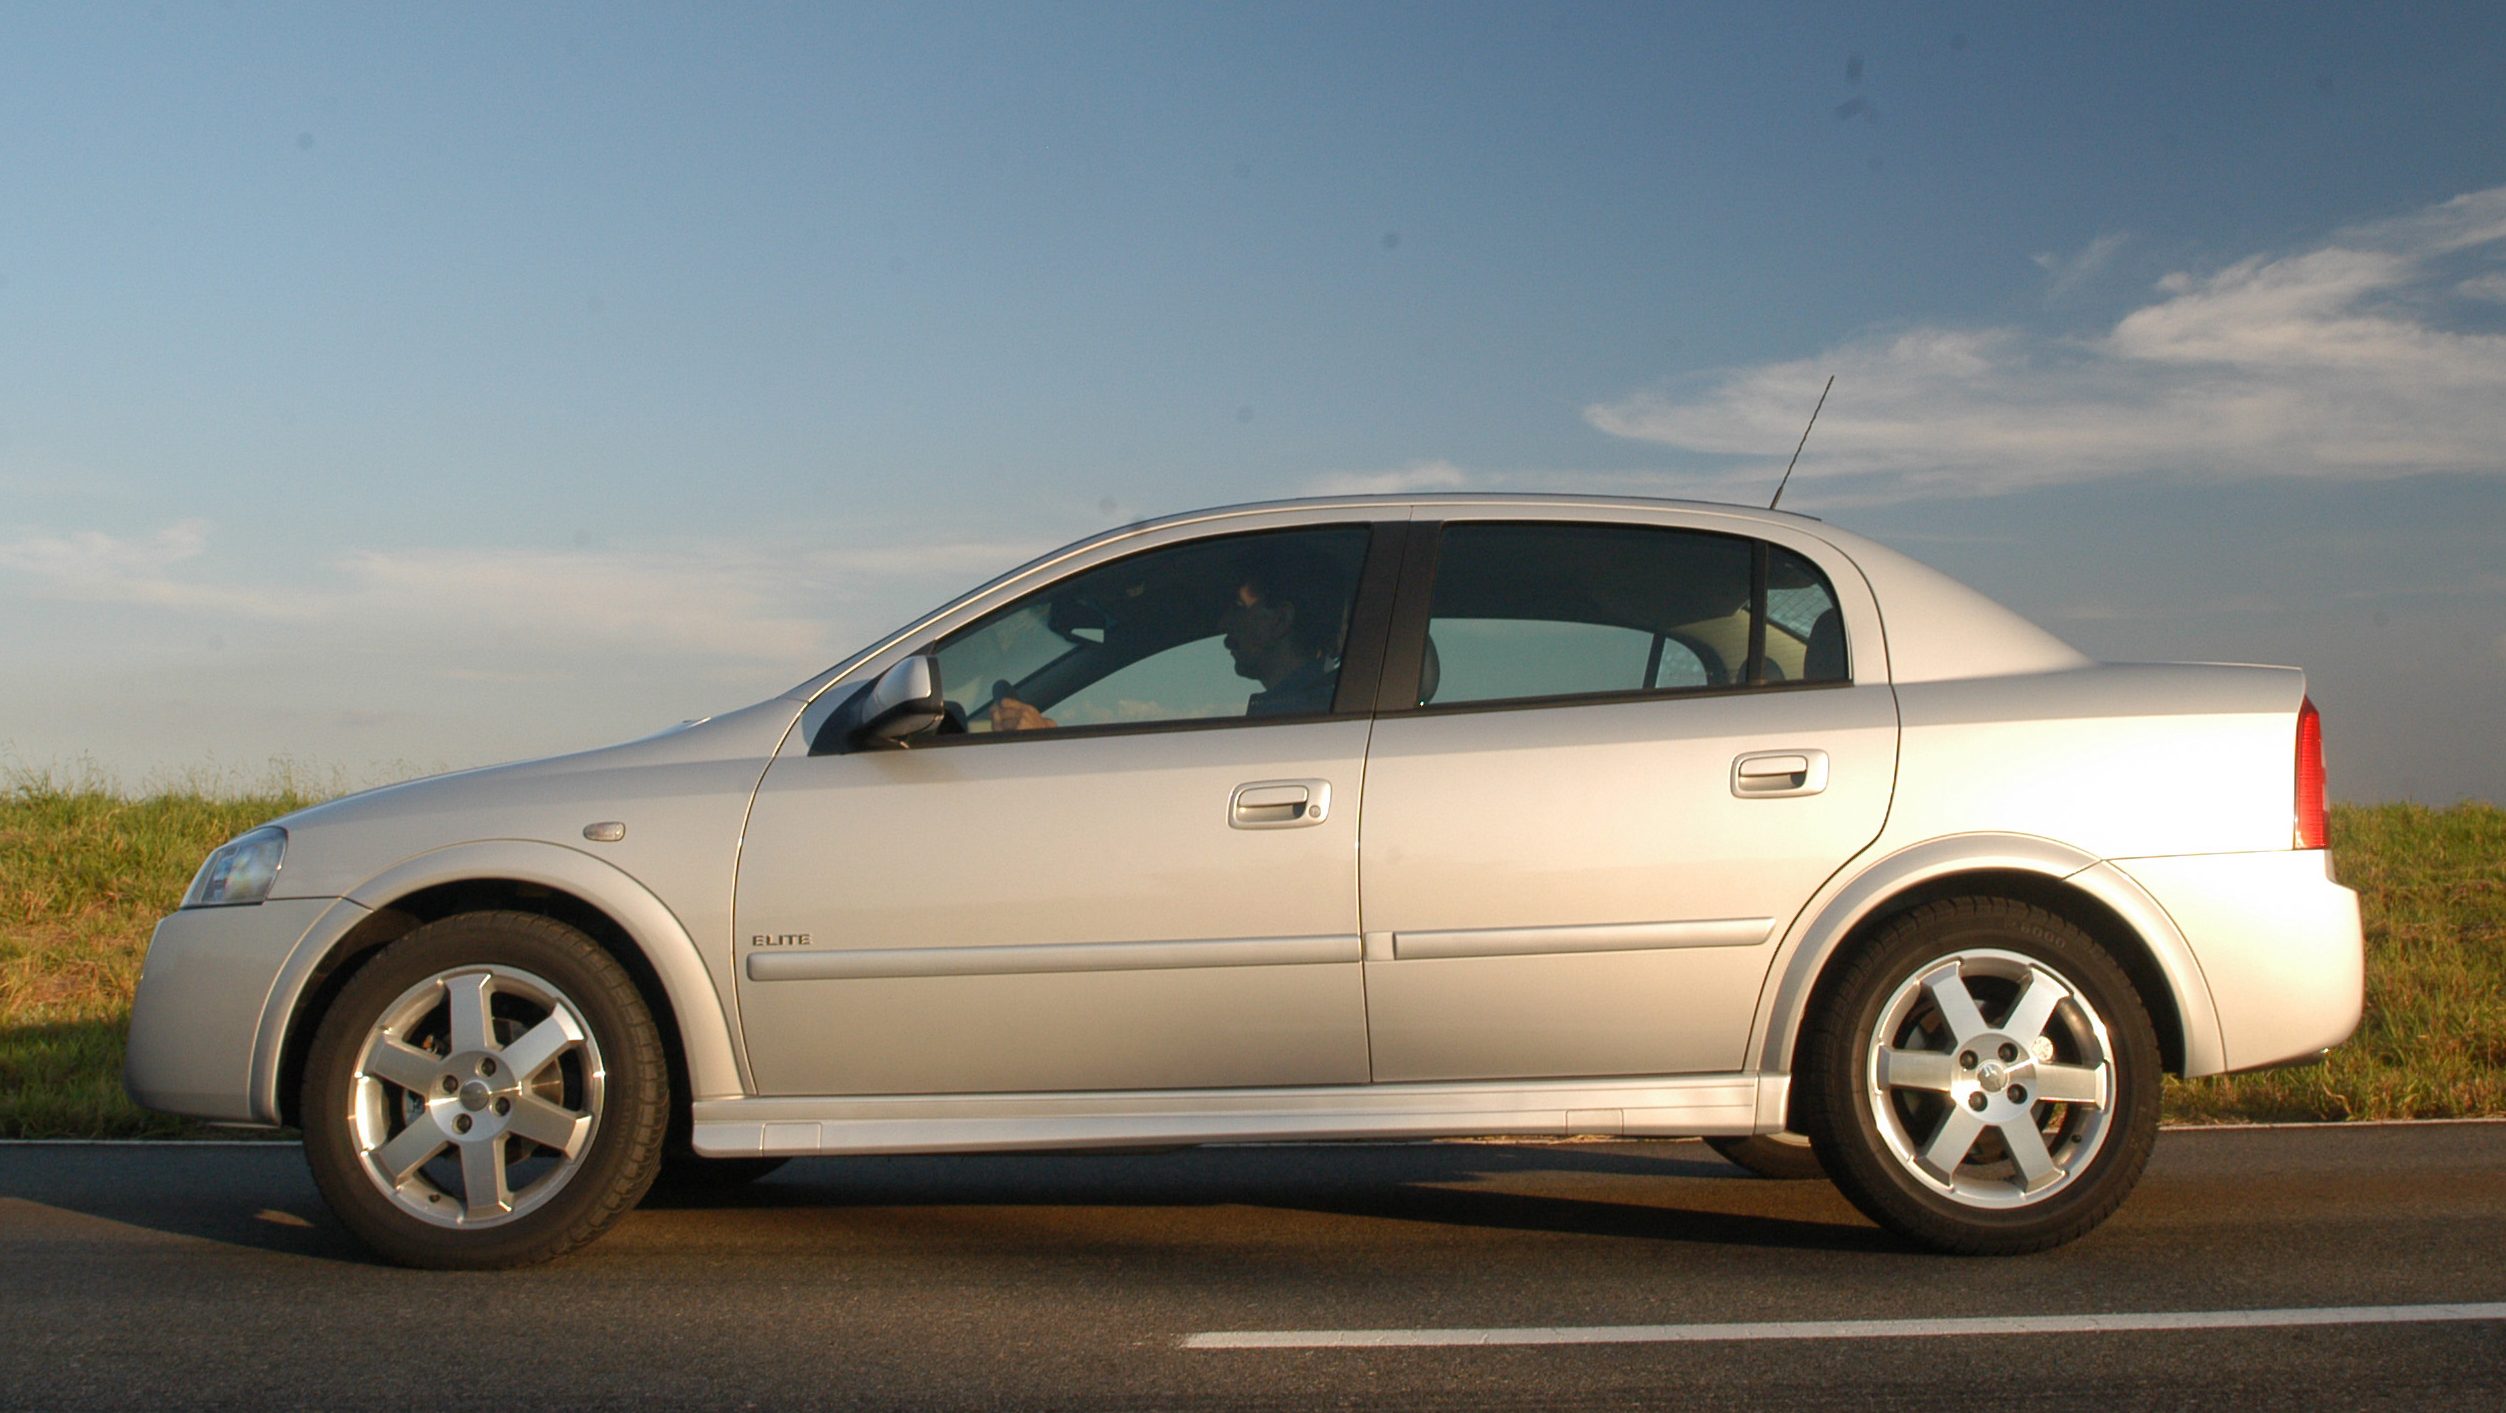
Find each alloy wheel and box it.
[1862,947,2117,1209]
[345,964,606,1228]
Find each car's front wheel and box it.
[301,912,667,1268]
[1796,897,2161,1255]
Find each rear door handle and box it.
[1732,750,1829,798]
[1231,779,1332,829]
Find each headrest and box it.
[1804,609,1846,682]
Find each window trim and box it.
[1379,518,1852,716]
[1373,518,1441,714]
[1394,675,1855,723]
[1746,541,1770,687]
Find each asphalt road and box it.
[3,1123,2502,1409]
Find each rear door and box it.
[1357,511,1896,1081]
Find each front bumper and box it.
[123,898,351,1124]
[2107,849,2365,1075]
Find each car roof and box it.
[1108,490,1828,534]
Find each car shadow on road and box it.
[0,1138,1888,1266]
[643,1140,1895,1254]
[0,1142,369,1264]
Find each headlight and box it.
[184,826,288,908]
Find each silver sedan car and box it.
[127,495,2364,1267]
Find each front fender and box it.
[249,839,747,1125]
[1748,832,2229,1096]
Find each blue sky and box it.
[4,1,2502,802]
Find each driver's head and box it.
[1221,546,1347,681]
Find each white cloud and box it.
[1302,459,1476,496]
[2032,232,2127,298]
[341,545,830,661]
[0,524,1054,665]
[0,519,202,578]
[0,521,315,619]
[2334,184,2506,257]
[2458,272,2506,303]
[1587,185,2506,505]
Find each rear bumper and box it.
[123,898,348,1124]
[2108,849,2364,1075]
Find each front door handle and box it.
[1231,779,1332,829]
[1732,750,1829,798]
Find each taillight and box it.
[2294,696,2328,850]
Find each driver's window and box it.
[1046,637,1242,726]
[929,524,1373,736]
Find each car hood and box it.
[261,697,806,902]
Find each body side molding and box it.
[1392,917,1772,962]
[746,934,1361,982]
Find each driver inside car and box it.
[989,550,1345,731]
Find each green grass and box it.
[2,776,317,1138]
[2165,802,2506,1122]
[3,781,2499,1139]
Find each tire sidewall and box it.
[301,912,666,1268]
[1802,900,2162,1253]
[1705,1132,1828,1181]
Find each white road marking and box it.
[0,1138,292,1147]
[1183,1301,2506,1349]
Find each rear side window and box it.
[1417,523,1846,708]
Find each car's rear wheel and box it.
[1705,1131,1826,1180]
[1797,897,2160,1255]
[301,912,667,1268]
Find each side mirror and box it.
[818,655,947,753]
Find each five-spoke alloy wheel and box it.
[1798,897,2161,1254]
[303,913,667,1268]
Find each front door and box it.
[734,522,1386,1097]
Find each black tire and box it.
[1796,897,2161,1255]
[301,912,668,1268]
[1705,1132,1827,1180]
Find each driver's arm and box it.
[989,695,1057,731]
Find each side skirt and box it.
[692,1074,1778,1157]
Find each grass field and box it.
[2164,802,2506,1122]
[3,780,2499,1139]
[1,778,319,1139]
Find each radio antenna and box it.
[1768,374,1833,511]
